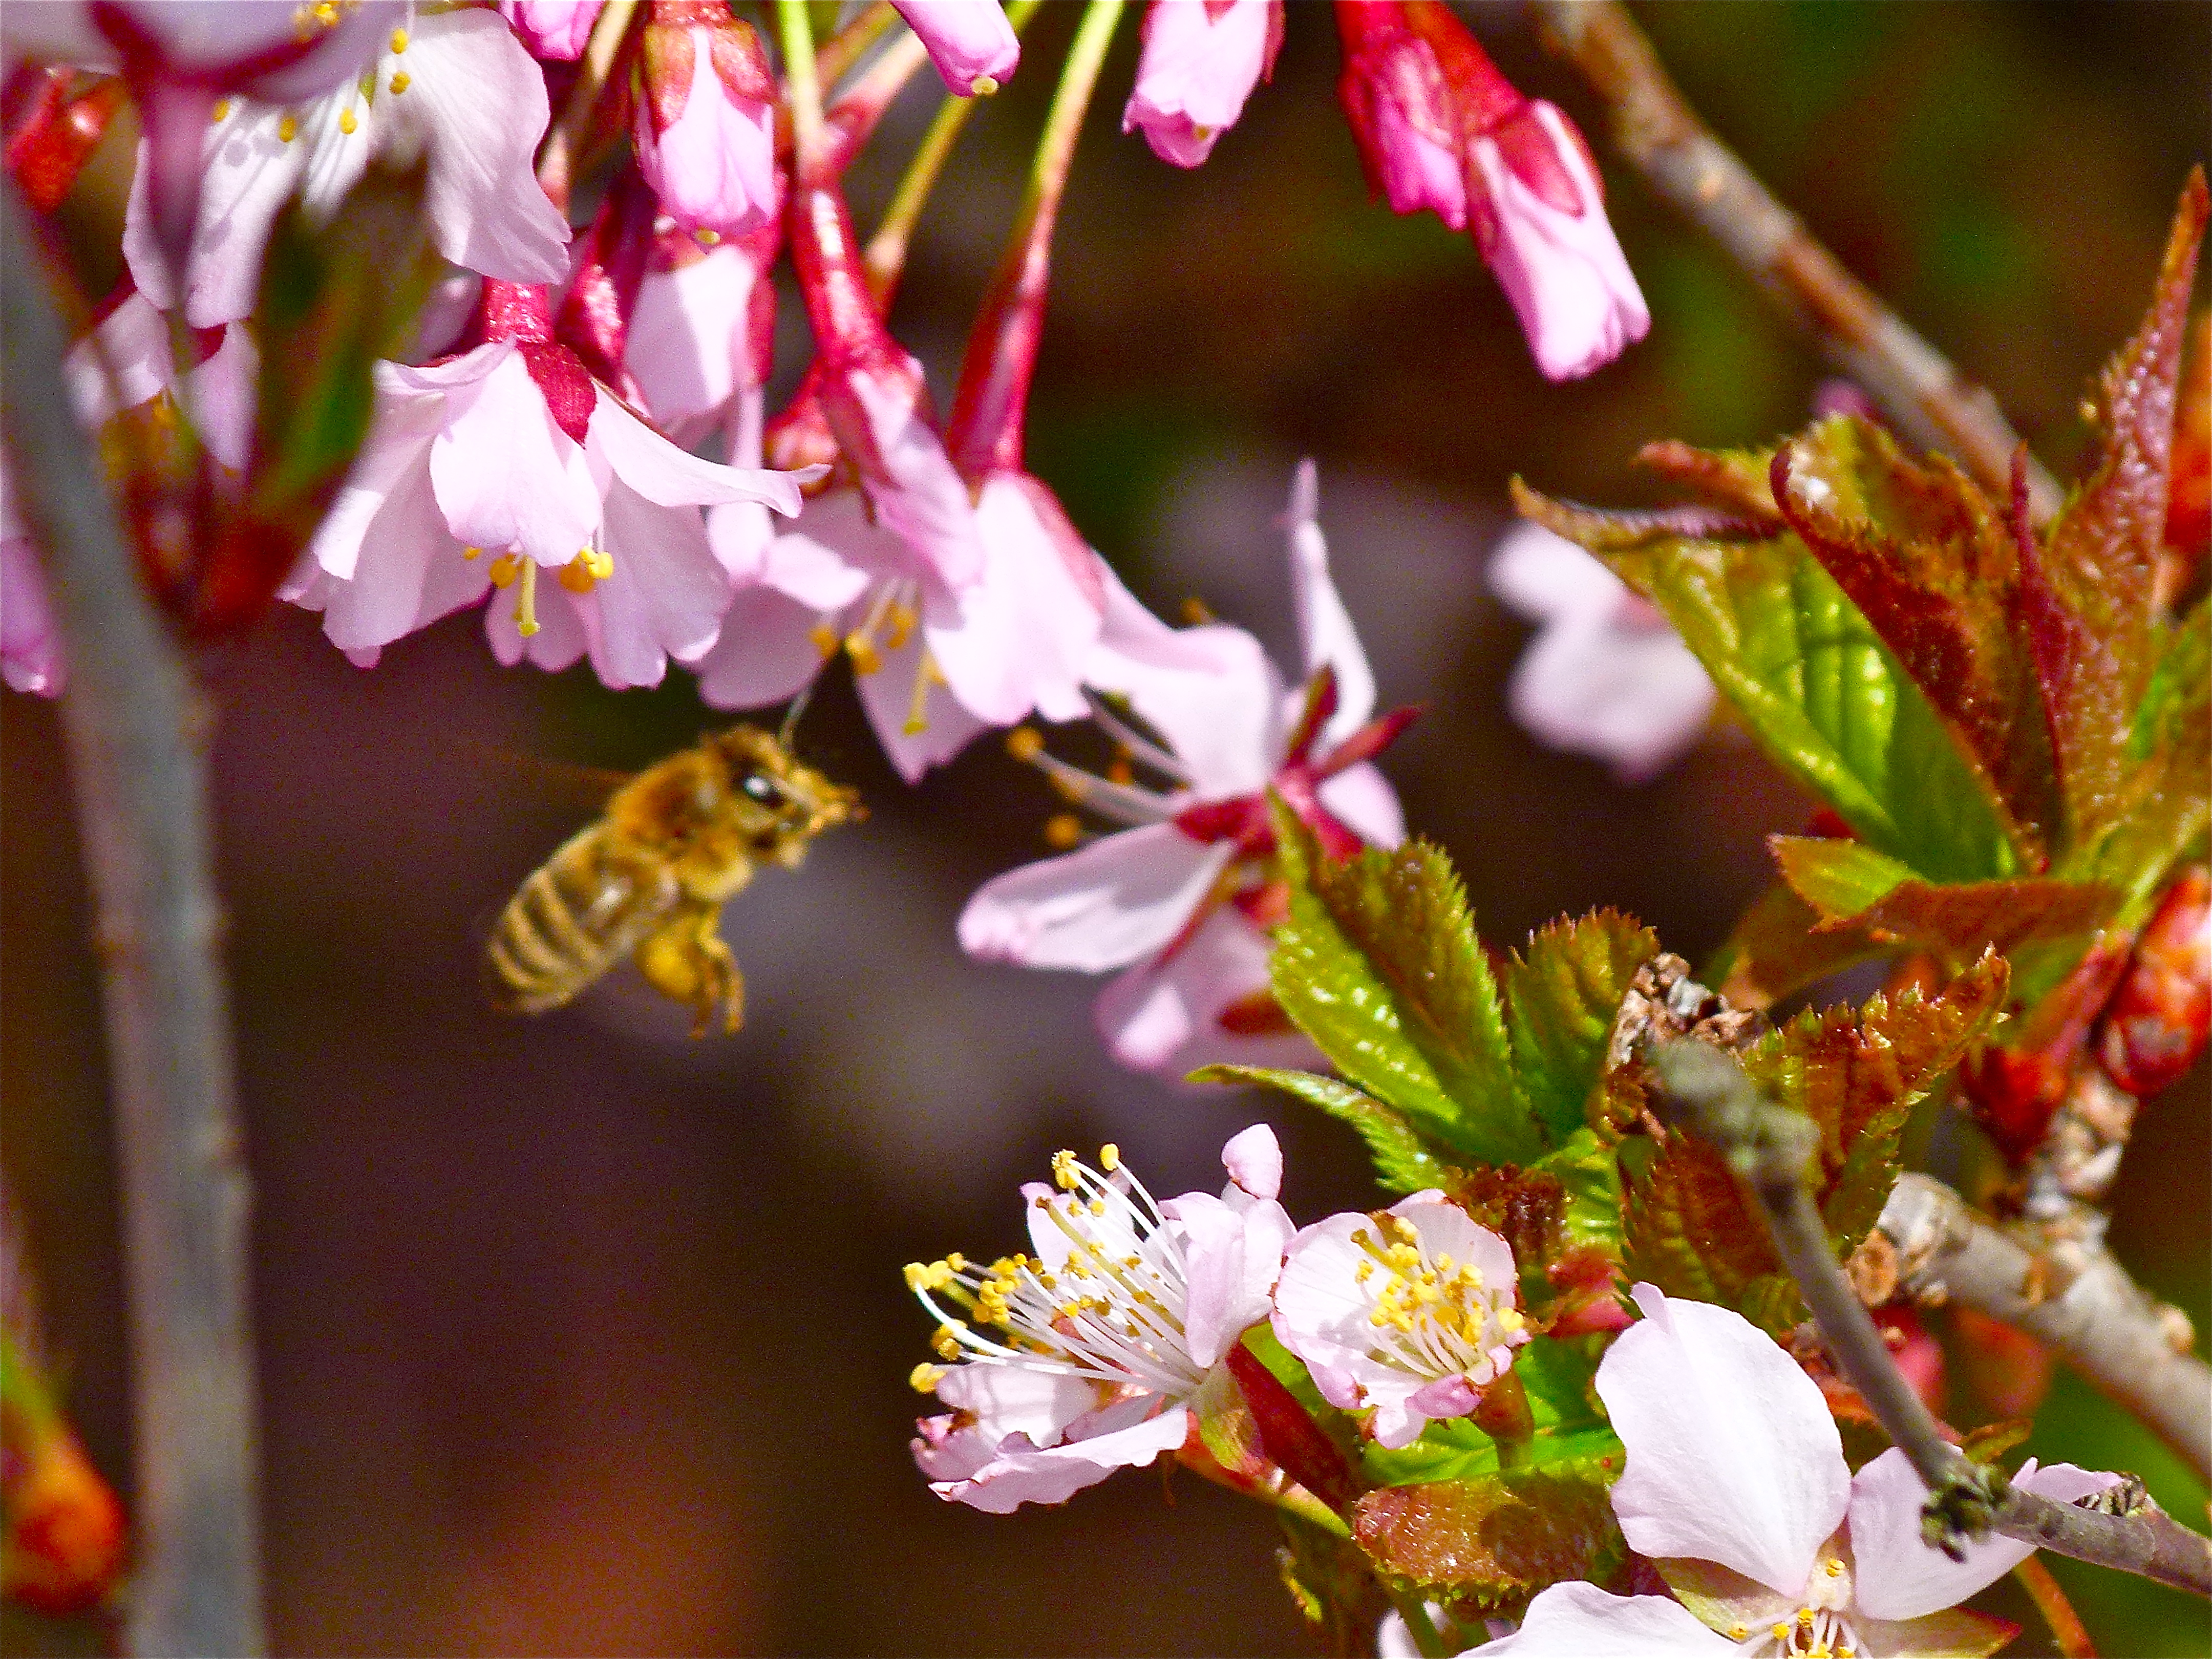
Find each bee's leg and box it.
[633,908,745,1037]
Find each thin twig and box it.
[1648,1041,2212,1599]
[1528,0,2063,523]
[1,193,264,1654]
[1879,1171,2211,1486]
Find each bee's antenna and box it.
[777,686,815,751]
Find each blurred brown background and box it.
[4,2,2208,1653]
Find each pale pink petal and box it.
[65,292,174,422]
[1221,1123,1282,1202]
[577,480,732,687]
[1847,1450,2122,1622]
[308,458,484,655]
[853,619,992,782]
[429,347,600,564]
[589,388,808,515]
[1480,1584,1740,1657]
[1316,762,1406,848]
[500,1,603,60]
[1507,614,1715,783]
[633,36,775,239]
[892,0,1019,96]
[1491,521,1632,623]
[933,1362,1098,1449]
[1085,568,1280,796]
[844,366,984,589]
[1121,0,1275,169]
[485,563,589,672]
[1599,1285,1849,1596]
[1,534,65,696]
[627,245,758,435]
[1161,1188,1292,1370]
[122,109,307,327]
[184,322,259,473]
[306,375,449,581]
[692,585,833,710]
[1093,907,1318,1077]
[1369,101,1465,230]
[1472,103,1649,381]
[959,824,1231,972]
[1285,460,1375,738]
[399,8,573,284]
[923,1404,1189,1513]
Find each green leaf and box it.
[1269,802,1540,1165]
[1351,1467,1624,1605]
[1514,475,2018,882]
[1194,1066,1449,1196]
[1769,836,1918,918]
[1448,1136,1623,1308]
[1738,1273,1811,1338]
[1360,1336,1619,1488]
[1504,911,1662,1145]
[1769,835,2119,963]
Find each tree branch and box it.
[1648,1041,2212,1599]
[1528,0,2063,523]
[2,190,265,1656]
[1879,1171,2211,1487]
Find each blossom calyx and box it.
[633,1,777,240]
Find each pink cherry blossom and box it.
[1490,520,1714,782]
[892,0,1020,97]
[0,468,63,698]
[282,308,811,688]
[1122,0,1281,169]
[906,1126,1292,1513]
[631,3,776,241]
[1272,1193,1527,1449]
[624,221,779,445]
[1469,101,1649,381]
[959,462,1409,1076]
[121,7,571,328]
[499,0,605,59]
[64,292,259,474]
[1482,1284,2121,1657]
[1334,1,1470,230]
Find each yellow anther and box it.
[1824,1559,1844,1578]
[1773,1625,1790,1643]
[1353,1259,1373,1283]
[1006,726,1045,761]
[461,545,483,561]
[557,559,597,594]
[885,599,919,650]
[278,113,299,142]
[389,70,411,94]
[1044,814,1083,850]
[581,545,614,580]
[514,556,541,637]
[1099,1143,1121,1172]
[695,227,721,245]
[338,106,358,134]
[1105,757,1134,786]
[1434,1253,1454,1273]
[1799,1608,1817,1629]
[908,1363,944,1392]
[1051,1148,1080,1190]
[389,25,409,52]
[314,2,338,24]
[946,1252,967,1271]
[844,632,882,675]
[930,1322,966,1359]
[211,98,232,122]
[808,621,840,657]
[970,74,1000,96]
[1496,1307,1526,1334]
[1180,595,1214,625]
[487,554,520,587]
[1728,1628,1748,1643]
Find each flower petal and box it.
[1480,1584,1740,1657]
[429,346,600,564]
[921,1403,1190,1514]
[579,479,732,687]
[1160,1188,1291,1370]
[1599,1285,1849,1596]
[852,618,991,783]
[1317,762,1406,848]
[933,1362,1098,1449]
[1847,1450,2122,1622]
[1093,906,1318,1076]
[1286,460,1375,740]
[589,387,807,514]
[692,584,832,711]
[1221,1122,1282,1202]
[1490,521,1630,624]
[959,824,1230,972]
[1084,567,1280,796]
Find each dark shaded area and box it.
[3,3,2207,1654]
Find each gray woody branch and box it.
[1528,0,2064,523]
[1647,1041,2212,1600]
[1,190,266,1656]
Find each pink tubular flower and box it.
[1482,1285,2121,1657]
[120,6,571,328]
[1122,0,1282,168]
[958,462,1411,1077]
[1271,1193,1528,1449]
[1490,520,1714,782]
[499,0,605,59]
[282,283,812,688]
[0,469,63,698]
[906,1125,1293,1513]
[892,0,1020,97]
[631,2,776,241]
[1333,0,1646,380]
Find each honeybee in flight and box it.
[485,723,860,1036]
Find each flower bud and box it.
[892,0,1020,98]
[1121,0,1281,169]
[1334,0,1467,229]
[632,1,776,240]
[499,0,605,60]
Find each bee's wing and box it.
[451,738,634,811]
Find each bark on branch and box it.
[1528,0,2063,522]
[1879,1171,2211,1486]
[1648,1041,2212,1600]
[1,190,265,1656]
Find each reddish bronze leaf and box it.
[1769,836,2118,963]
[1353,1470,1623,1601]
[1623,1136,1780,1306]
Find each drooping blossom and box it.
[282,283,811,688]
[892,0,1020,97]
[959,462,1411,1077]
[1482,1285,2120,1657]
[64,291,260,474]
[499,0,604,59]
[120,6,571,328]
[1272,1193,1528,1449]
[1490,519,1714,782]
[626,224,779,443]
[631,2,776,241]
[1334,0,1646,380]
[906,1125,1292,1512]
[1122,0,1282,169]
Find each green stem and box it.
[1017,0,1121,235]
[775,0,825,178]
[862,0,1044,304]
[1382,1586,1452,1659]
[814,0,897,92]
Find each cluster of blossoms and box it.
[910,1132,2117,1654]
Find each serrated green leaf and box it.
[1352,1467,1624,1604]
[1194,1066,1449,1195]
[1535,1131,1624,1259]
[1738,1273,1811,1337]
[1770,837,1918,918]
[1821,1102,1914,1258]
[1269,801,1540,1166]
[2128,597,2207,765]
[1515,478,2018,882]
[1504,911,1661,1145]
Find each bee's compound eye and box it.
[742,773,778,804]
